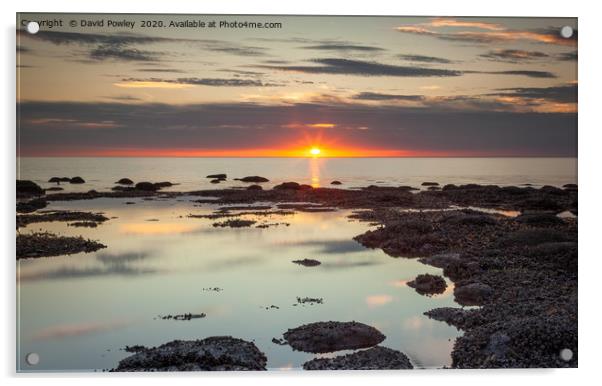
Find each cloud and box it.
[479,49,549,62]
[398,54,453,64]
[427,18,505,31]
[19,30,270,64]
[478,70,557,78]
[557,51,577,61]
[115,77,279,88]
[136,68,186,73]
[396,23,577,46]
[488,84,577,103]
[17,100,577,157]
[353,92,425,101]
[89,45,161,62]
[259,58,462,77]
[301,43,385,52]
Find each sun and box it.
[309,147,321,156]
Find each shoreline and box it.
[16,180,578,369]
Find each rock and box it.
[246,185,263,191]
[421,182,439,186]
[495,229,570,248]
[443,260,481,281]
[407,274,447,295]
[236,176,269,183]
[331,181,343,185]
[212,219,256,228]
[273,182,313,190]
[303,346,413,370]
[70,176,85,184]
[16,198,47,213]
[116,178,134,185]
[134,182,158,191]
[153,181,173,189]
[207,174,227,179]
[419,253,461,269]
[283,321,385,353]
[48,177,61,183]
[424,307,471,330]
[563,183,577,189]
[292,258,321,267]
[515,213,564,226]
[210,179,222,184]
[16,180,44,197]
[159,313,206,321]
[16,232,106,259]
[427,186,440,191]
[45,187,64,192]
[443,213,497,226]
[454,283,494,306]
[114,337,267,371]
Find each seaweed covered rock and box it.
[407,274,447,295]
[283,321,385,353]
[17,232,106,259]
[303,346,413,370]
[114,337,267,371]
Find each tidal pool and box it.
[17,196,462,371]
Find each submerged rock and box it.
[114,337,267,371]
[331,181,343,185]
[292,258,321,267]
[407,274,447,295]
[283,321,385,353]
[421,182,439,186]
[212,219,256,228]
[210,179,222,184]
[303,346,413,370]
[236,176,269,183]
[207,174,227,179]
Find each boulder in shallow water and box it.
[331,180,343,185]
[116,178,134,185]
[70,176,85,184]
[236,176,269,183]
[114,336,267,371]
[246,184,263,191]
[273,182,313,191]
[407,274,447,295]
[134,182,158,191]
[421,182,439,186]
[283,321,385,353]
[303,346,413,370]
[207,174,227,179]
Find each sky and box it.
[16,14,577,157]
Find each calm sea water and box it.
[16,157,577,372]
[18,157,577,192]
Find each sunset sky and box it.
[17,14,577,157]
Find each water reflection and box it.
[18,197,463,371]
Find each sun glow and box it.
[309,147,321,156]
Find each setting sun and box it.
[310,147,321,156]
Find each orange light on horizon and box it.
[310,147,321,156]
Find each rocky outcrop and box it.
[283,321,385,353]
[303,346,413,370]
[407,274,447,295]
[114,337,267,371]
